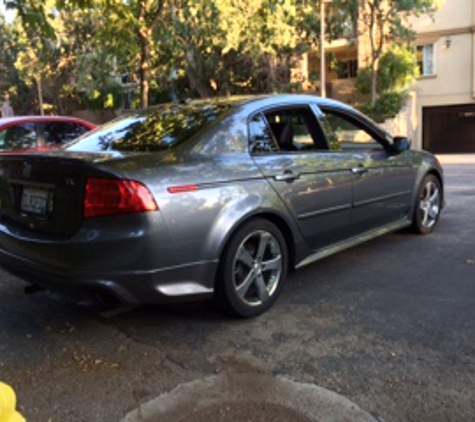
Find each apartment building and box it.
[410,0,475,153]
[299,0,475,153]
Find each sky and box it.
[0,0,15,24]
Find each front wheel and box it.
[214,219,288,318]
[411,174,442,234]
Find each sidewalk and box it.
[436,154,475,164]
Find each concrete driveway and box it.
[0,155,474,422]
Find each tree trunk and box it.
[370,59,379,105]
[186,50,215,98]
[139,39,150,109]
[267,55,276,92]
[36,77,44,115]
[138,1,152,109]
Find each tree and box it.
[14,24,57,114]
[4,0,323,107]
[339,0,438,104]
[356,46,419,121]
[166,0,320,97]
[102,0,167,108]
[0,16,17,98]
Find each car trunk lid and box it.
[0,153,122,238]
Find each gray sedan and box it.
[0,95,443,317]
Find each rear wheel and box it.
[411,174,442,234]
[215,219,288,318]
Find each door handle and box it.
[274,171,299,182]
[351,166,368,175]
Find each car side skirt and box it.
[295,219,411,269]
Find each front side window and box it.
[319,109,383,151]
[417,44,435,76]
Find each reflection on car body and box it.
[0,95,444,317]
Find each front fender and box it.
[408,153,445,216]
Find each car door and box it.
[249,104,357,251]
[316,105,417,235]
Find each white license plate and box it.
[21,187,49,215]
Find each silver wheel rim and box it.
[419,180,440,228]
[232,230,283,307]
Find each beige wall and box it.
[409,0,475,148]
[411,0,473,32]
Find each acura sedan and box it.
[0,95,444,317]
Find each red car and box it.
[0,116,97,152]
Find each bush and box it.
[355,46,417,122]
[378,46,419,93]
[356,47,418,97]
[355,67,372,96]
[357,92,408,123]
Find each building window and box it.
[332,58,358,79]
[417,44,434,76]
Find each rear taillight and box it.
[84,178,158,218]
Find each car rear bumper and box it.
[0,247,217,305]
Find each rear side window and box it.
[249,114,279,153]
[66,102,234,152]
[42,122,90,146]
[0,123,38,151]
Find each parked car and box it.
[0,116,96,152]
[0,95,444,317]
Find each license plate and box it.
[21,187,50,215]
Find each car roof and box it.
[0,116,96,128]
[233,93,355,112]
[133,94,356,121]
[168,94,351,109]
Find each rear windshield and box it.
[65,102,234,152]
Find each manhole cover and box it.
[180,402,314,422]
[121,373,377,422]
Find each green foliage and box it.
[3,0,324,110]
[354,0,438,104]
[76,80,123,111]
[356,47,418,95]
[355,67,372,96]
[378,46,419,93]
[358,92,408,123]
[356,47,418,122]
[2,0,437,115]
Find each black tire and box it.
[411,174,442,234]
[214,219,288,318]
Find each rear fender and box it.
[203,183,305,267]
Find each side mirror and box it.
[392,136,411,153]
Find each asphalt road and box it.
[0,155,474,422]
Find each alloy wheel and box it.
[419,180,441,229]
[232,230,283,307]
